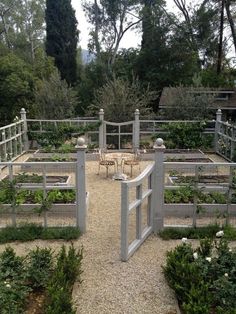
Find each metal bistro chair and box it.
[97,149,116,178]
[122,150,141,177]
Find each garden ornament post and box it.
[99,109,105,150]
[20,108,29,151]
[153,138,165,232]
[75,137,87,233]
[215,109,222,153]
[134,109,140,151]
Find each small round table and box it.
[105,152,134,180]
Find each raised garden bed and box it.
[21,157,76,172]
[168,174,230,185]
[165,157,212,162]
[163,187,236,218]
[2,174,70,186]
[141,148,207,160]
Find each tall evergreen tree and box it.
[45,0,78,85]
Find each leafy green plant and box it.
[26,247,53,289]
[0,224,80,243]
[0,246,25,280]
[44,244,83,314]
[152,121,210,149]
[0,185,76,205]
[163,235,236,313]
[159,225,220,240]
[0,244,83,314]
[29,122,100,149]
[0,247,29,314]
[164,187,227,204]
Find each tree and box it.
[0,0,45,63]
[160,86,215,120]
[225,0,236,56]
[83,0,141,73]
[34,70,77,119]
[136,0,199,106]
[0,53,35,124]
[45,0,79,85]
[86,77,155,122]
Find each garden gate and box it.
[98,109,140,151]
[120,138,165,261]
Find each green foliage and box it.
[87,77,155,122]
[0,0,45,64]
[163,236,236,313]
[76,61,107,115]
[0,53,35,125]
[137,1,199,98]
[164,186,227,204]
[0,224,80,243]
[0,246,29,314]
[26,247,53,289]
[0,246,25,280]
[29,122,100,148]
[159,225,221,240]
[0,186,76,205]
[45,0,78,85]
[45,244,83,314]
[0,244,82,314]
[34,70,77,119]
[161,86,215,120]
[158,121,208,149]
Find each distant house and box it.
[159,87,236,111]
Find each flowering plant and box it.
[163,234,236,313]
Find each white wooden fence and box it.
[0,108,213,152]
[215,109,236,161]
[0,138,88,233]
[0,108,28,162]
[121,138,236,261]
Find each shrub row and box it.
[0,224,80,243]
[163,235,236,313]
[0,244,83,313]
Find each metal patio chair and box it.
[97,149,116,178]
[122,150,141,177]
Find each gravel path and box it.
[0,159,180,314]
[72,161,179,314]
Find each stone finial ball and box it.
[155,138,164,146]
[77,137,85,146]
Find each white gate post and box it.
[75,137,87,233]
[20,108,29,151]
[133,109,140,151]
[99,109,105,150]
[215,109,222,153]
[153,138,165,233]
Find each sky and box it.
[71,0,177,50]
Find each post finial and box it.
[153,138,165,150]
[156,138,164,146]
[76,137,86,147]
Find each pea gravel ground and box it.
[0,160,181,314]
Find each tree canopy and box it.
[45,0,79,85]
[0,0,235,124]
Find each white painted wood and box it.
[153,138,165,232]
[75,137,87,233]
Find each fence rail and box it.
[121,140,236,261]
[0,140,88,232]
